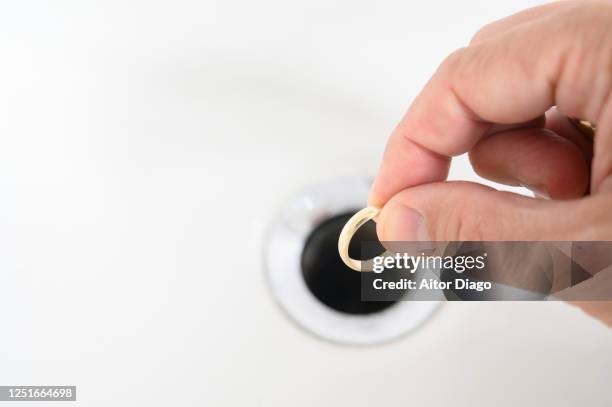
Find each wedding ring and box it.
[568,118,596,138]
[338,206,381,272]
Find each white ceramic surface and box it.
[0,1,610,406]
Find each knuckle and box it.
[555,2,612,118]
[439,47,470,75]
[453,209,486,241]
[470,23,496,45]
[435,188,528,241]
[435,188,490,240]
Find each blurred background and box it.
[0,0,610,406]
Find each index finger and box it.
[369,2,612,207]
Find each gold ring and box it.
[568,118,596,138]
[337,206,381,272]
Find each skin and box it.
[369,0,612,326]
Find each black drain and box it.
[300,212,396,315]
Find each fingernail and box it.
[382,205,429,241]
[521,183,550,199]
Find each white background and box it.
[0,0,610,406]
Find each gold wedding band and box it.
[568,118,596,138]
[338,206,381,272]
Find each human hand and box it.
[369,1,612,325]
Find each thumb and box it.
[376,181,602,241]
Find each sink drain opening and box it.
[301,212,393,314]
[264,178,440,345]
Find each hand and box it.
[369,1,612,325]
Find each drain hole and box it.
[300,212,395,315]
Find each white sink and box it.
[0,0,610,405]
